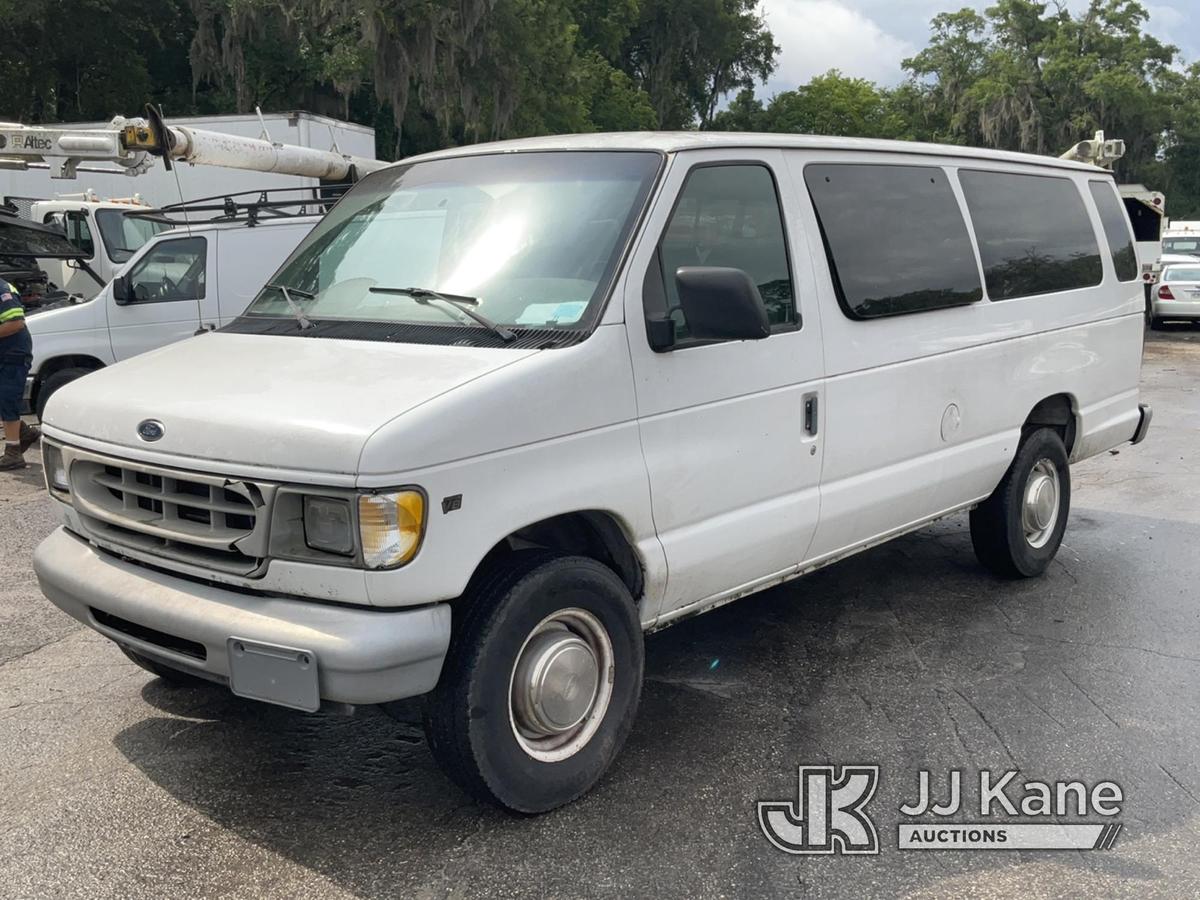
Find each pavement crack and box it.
[1057,666,1121,728]
[0,628,81,670]
[645,675,742,700]
[935,687,975,758]
[952,687,1019,768]
[1158,764,1200,807]
[1019,689,1066,730]
[1053,558,1079,585]
[884,596,928,674]
[1007,631,1200,665]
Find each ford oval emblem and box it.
[137,419,165,442]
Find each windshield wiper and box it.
[266,282,315,330]
[369,286,515,342]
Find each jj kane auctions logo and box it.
[759,766,1124,854]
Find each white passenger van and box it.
[25,214,318,417]
[33,134,1151,813]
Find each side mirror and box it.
[111,274,132,305]
[674,266,770,344]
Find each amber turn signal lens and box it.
[358,491,425,568]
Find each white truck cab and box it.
[24,214,317,417]
[33,134,1152,814]
[24,193,166,298]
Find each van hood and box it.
[25,295,100,329]
[44,332,537,475]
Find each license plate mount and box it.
[227,637,320,712]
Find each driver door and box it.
[624,150,827,622]
[107,235,216,361]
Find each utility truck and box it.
[1,108,382,299]
[0,107,387,414]
[3,191,165,302]
[1162,220,1200,261]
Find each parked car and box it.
[33,133,1151,814]
[23,213,318,417]
[1152,263,1200,327]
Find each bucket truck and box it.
[0,106,391,416]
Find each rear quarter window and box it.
[804,163,982,319]
[1088,180,1138,282]
[960,171,1103,301]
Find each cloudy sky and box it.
[755,0,1199,96]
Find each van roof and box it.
[401,132,1109,174]
[157,214,321,237]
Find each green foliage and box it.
[711,0,1200,216]
[0,0,1196,214]
[897,0,1196,213]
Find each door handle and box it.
[804,394,819,436]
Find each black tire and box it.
[424,551,644,814]
[970,427,1071,578]
[35,367,92,420]
[1149,317,1163,330]
[120,647,210,686]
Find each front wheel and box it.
[970,427,1071,578]
[35,367,93,420]
[423,551,644,814]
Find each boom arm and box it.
[0,112,387,182]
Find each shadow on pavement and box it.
[111,510,1197,898]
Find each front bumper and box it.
[34,527,451,709]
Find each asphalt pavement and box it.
[1,327,1198,899]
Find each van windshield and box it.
[95,210,168,263]
[244,151,660,337]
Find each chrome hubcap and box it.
[509,608,614,762]
[1022,459,1061,549]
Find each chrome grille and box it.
[67,452,273,576]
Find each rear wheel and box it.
[970,427,1071,578]
[1149,316,1163,330]
[424,551,644,814]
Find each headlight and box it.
[359,490,425,569]
[303,496,354,556]
[42,443,69,494]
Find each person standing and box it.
[0,278,39,471]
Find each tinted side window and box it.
[1088,180,1138,282]
[126,237,207,303]
[651,164,795,343]
[804,164,982,319]
[960,171,1102,301]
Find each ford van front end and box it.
[31,146,663,721]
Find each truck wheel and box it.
[35,367,91,420]
[120,647,209,687]
[970,427,1071,578]
[424,551,644,814]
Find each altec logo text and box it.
[758,766,1124,854]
